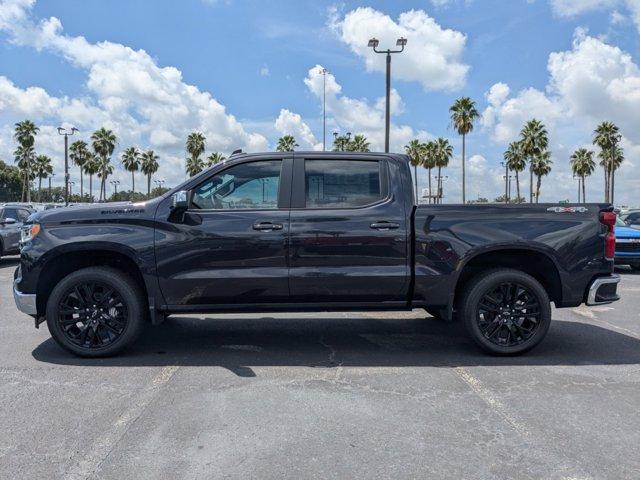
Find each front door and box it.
[156,158,292,307]
[288,156,409,304]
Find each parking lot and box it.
[1,256,639,479]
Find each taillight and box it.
[600,211,616,260]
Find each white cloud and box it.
[549,0,640,31]
[330,7,469,91]
[0,0,268,190]
[481,29,640,204]
[303,65,430,152]
[259,65,270,77]
[550,0,617,17]
[274,109,322,151]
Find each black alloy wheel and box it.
[56,281,128,349]
[46,267,145,357]
[476,282,541,347]
[460,268,551,355]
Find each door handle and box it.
[370,221,400,230]
[253,222,283,231]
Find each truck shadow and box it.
[32,315,640,374]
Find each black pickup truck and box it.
[13,151,620,357]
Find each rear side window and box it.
[305,160,382,208]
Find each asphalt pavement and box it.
[1,255,639,479]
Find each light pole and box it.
[318,67,328,151]
[368,37,407,153]
[435,175,448,204]
[48,172,55,200]
[154,179,165,189]
[110,180,120,196]
[573,175,581,203]
[500,161,509,203]
[57,127,78,206]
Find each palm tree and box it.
[423,141,437,204]
[83,154,100,202]
[347,134,370,152]
[140,150,159,196]
[503,141,526,202]
[593,122,622,203]
[434,137,453,204]
[206,152,226,167]
[520,119,548,203]
[33,154,53,202]
[570,148,596,204]
[121,147,140,193]
[332,134,350,152]
[91,127,116,201]
[186,132,206,159]
[405,139,424,200]
[531,151,552,203]
[185,156,204,177]
[13,144,35,202]
[69,140,90,201]
[276,135,298,152]
[449,97,479,204]
[13,120,39,202]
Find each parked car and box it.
[621,209,640,227]
[13,152,620,357]
[614,216,640,270]
[0,204,33,259]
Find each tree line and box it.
[8,110,627,205]
[11,121,161,202]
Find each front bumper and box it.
[13,275,37,316]
[586,274,620,305]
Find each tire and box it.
[460,268,551,355]
[46,267,146,357]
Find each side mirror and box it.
[171,190,190,210]
[1,217,17,225]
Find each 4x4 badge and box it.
[546,206,589,213]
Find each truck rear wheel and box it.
[46,267,146,357]
[460,268,551,355]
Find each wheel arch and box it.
[35,243,153,318]
[453,246,563,312]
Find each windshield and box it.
[616,217,627,227]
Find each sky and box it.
[0,0,639,204]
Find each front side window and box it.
[191,160,281,210]
[305,160,382,208]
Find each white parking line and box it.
[63,365,179,480]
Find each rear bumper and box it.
[586,274,620,305]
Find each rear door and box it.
[156,157,292,307]
[288,155,409,304]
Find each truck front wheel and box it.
[460,268,551,355]
[46,267,146,357]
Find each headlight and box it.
[21,223,41,243]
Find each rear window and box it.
[304,160,382,208]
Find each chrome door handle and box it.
[370,221,400,230]
[253,222,283,231]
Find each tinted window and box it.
[305,160,382,208]
[627,213,640,223]
[2,208,18,221]
[16,209,30,222]
[192,160,281,210]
